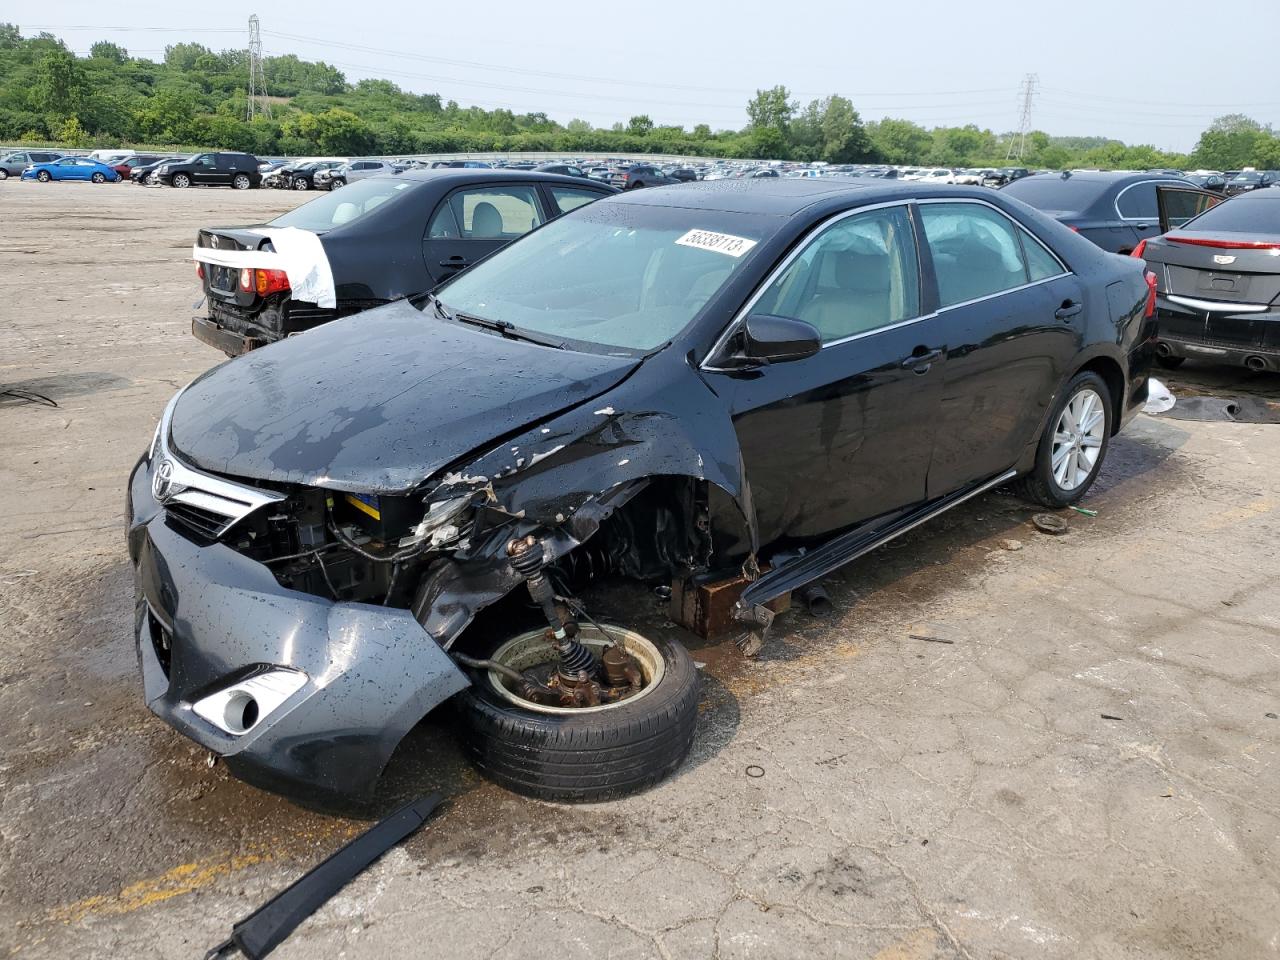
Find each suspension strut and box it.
[507,536,596,678]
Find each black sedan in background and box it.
[534,162,594,180]
[130,155,187,184]
[1136,188,1280,371]
[1002,171,1222,254]
[132,179,1155,804]
[1224,170,1280,195]
[191,169,618,354]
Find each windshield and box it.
[1001,175,1110,213]
[1181,193,1280,234]
[436,204,773,351]
[1230,173,1259,182]
[269,177,417,231]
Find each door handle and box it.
[1055,300,1083,321]
[438,258,470,269]
[901,347,943,372]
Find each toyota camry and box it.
[127,179,1157,806]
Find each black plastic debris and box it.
[205,792,442,960]
[1152,396,1280,424]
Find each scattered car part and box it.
[205,792,442,960]
[794,582,833,617]
[453,624,699,801]
[1032,514,1069,535]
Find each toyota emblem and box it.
[152,458,175,501]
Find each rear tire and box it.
[1155,354,1185,370]
[293,177,310,191]
[455,630,700,802]
[1016,371,1112,508]
[232,173,251,190]
[91,172,106,183]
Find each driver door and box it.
[190,154,218,185]
[704,203,947,546]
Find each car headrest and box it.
[470,202,504,238]
[830,249,891,294]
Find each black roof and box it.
[1015,171,1191,187]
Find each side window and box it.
[430,186,544,240]
[1022,234,1065,282]
[753,205,920,344]
[1116,182,1158,219]
[566,167,584,178]
[196,155,215,169]
[920,203,1032,307]
[548,186,605,215]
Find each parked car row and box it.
[135,173,1158,808]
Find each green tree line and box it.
[3,28,1278,170]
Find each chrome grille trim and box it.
[152,390,286,539]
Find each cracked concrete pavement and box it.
[1,183,1278,959]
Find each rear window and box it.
[1000,176,1110,214]
[269,177,417,231]
[1179,193,1280,234]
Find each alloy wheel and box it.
[1051,387,1105,491]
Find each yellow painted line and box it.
[46,823,363,925]
[1197,498,1273,533]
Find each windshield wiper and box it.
[453,312,566,350]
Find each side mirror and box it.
[729,314,822,366]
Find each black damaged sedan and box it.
[128,179,1156,806]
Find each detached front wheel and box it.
[455,624,700,802]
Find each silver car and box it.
[318,160,397,190]
[0,150,63,179]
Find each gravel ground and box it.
[1,181,1278,960]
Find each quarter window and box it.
[1022,234,1065,282]
[428,185,544,239]
[920,203,1036,307]
[753,205,920,344]
[548,186,605,215]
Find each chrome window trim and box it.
[1113,178,1194,222]
[700,195,1075,372]
[700,199,920,370]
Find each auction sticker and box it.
[675,229,758,258]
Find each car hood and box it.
[169,299,642,494]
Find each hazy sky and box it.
[21,0,1278,152]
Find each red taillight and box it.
[1165,233,1280,250]
[239,267,252,291]
[196,263,204,280]
[1131,239,1148,259]
[254,268,290,296]
[1144,270,1157,318]
[621,173,630,181]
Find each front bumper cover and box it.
[127,453,470,802]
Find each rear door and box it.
[917,199,1083,497]
[421,183,548,283]
[1156,185,1225,233]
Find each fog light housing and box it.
[192,669,307,736]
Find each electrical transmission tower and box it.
[1006,73,1038,160]
[246,15,270,121]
